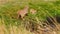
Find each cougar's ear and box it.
[24,5,29,9]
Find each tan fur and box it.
[30,9,36,14]
[17,6,29,19]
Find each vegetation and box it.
[0,0,60,34]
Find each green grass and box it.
[0,0,60,34]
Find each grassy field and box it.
[0,0,60,34]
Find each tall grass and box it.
[0,0,60,34]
